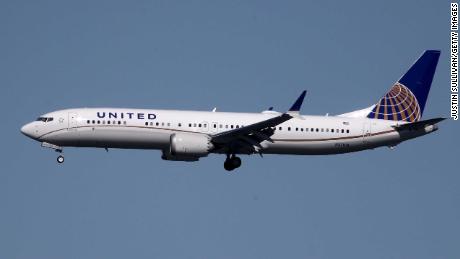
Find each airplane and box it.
[21,50,445,171]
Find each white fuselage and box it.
[21,108,436,156]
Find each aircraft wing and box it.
[210,91,306,154]
[211,113,292,144]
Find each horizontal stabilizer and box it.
[392,117,446,130]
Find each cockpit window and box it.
[36,117,54,122]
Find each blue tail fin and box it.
[367,50,440,122]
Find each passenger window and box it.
[118,121,121,125]
[295,127,298,131]
[92,120,95,124]
[87,120,90,124]
[108,121,111,125]
[341,129,344,133]
[97,120,100,124]
[145,122,148,126]
[198,123,202,127]
[316,128,319,132]
[157,122,160,126]
[346,129,350,133]
[331,129,334,132]
[231,125,234,129]
[236,125,239,128]
[301,128,304,131]
[279,127,282,130]
[219,124,223,128]
[178,123,182,127]
[213,124,217,128]
[288,127,291,131]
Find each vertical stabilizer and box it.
[366,50,440,122]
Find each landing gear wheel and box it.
[223,155,242,171]
[57,155,64,164]
[231,156,241,168]
[224,160,234,171]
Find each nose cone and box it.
[21,123,35,139]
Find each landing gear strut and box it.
[224,154,242,171]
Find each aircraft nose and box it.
[21,123,35,139]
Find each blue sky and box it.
[1,1,459,258]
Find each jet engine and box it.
[161,133,213,161]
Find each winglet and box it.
[287,90,307,115]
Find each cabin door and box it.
[68,112,78,130]
[362,122,371,143]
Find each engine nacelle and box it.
[161,151,200,162]
[162,133,213,161]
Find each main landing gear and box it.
[224,154,242,171]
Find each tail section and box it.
[366,50,440,122]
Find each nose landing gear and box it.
[224,154,242,171]
[41,142,65,164]
[57,155,64,164]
